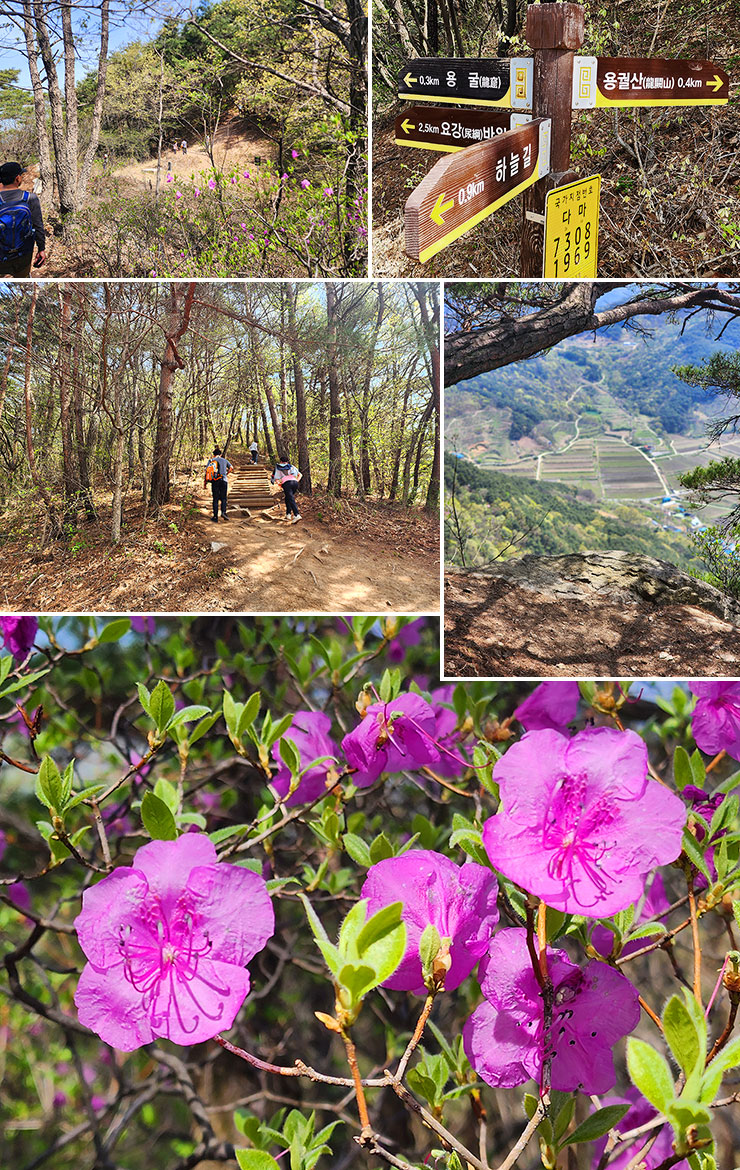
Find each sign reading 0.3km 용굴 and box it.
[398,58,534,108]
[572,57,729,107]
[405,118,550,263]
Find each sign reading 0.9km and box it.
[543,174,600,278]
[572,56,729,107]
[405,118,550,263]
[398,58,533,108]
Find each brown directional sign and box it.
[572,56,729,107]
[394,107,514,152]
[397,58,533,108]
[405,118,550,264]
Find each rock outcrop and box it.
[444,551,740,677]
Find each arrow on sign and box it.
[708,74,724,91]
[401,118,416,133]
[403,72,417,87]
[431,193,455,225]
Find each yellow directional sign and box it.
[543,175,600,278]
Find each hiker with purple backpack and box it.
[0,162,46,278]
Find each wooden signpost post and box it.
[395,108,522,152]
[397,58,533,108]
[395,2,731,269]
[404,118,550,263]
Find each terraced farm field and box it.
[539,439,600,492]
[597,438,665,498]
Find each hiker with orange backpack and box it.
[0,162,46,278]
[204,447,232,522]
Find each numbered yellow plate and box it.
[543,174,600,277]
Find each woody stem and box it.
[341,1027,372,1137]
[395,992,436,1080]
[688,877,702,1005]
[705,749,726,775]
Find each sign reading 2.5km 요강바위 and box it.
[394,107,515,152]
[543,175,600,277]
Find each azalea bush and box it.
[72,150,367,278]
[1,617,740,1170]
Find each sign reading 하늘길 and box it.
[543,174,600,277]
[405,118,550,263]
[398,58,533,108]
[395,107,523,152]
[572,56,729,107]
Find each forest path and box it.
[182,453,439,612]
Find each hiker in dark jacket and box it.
[271,457,302,523]
[204,447,233,522]
[0,162,46,278]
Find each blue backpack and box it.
[0,193,35,261]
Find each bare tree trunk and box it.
[21,0,53,195]
[150,283,195,511]
[326,281,342,496]
[22,283,61,540]
[58,286,80,518]
[413,283,440,513]
[251,325,285,456]
[286,284,312,494]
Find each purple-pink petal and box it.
[361,850,498,994]
[0,616,38,660]
[690,681,740,760]
[514,681,580,733]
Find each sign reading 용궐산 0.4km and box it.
[405,118,550,263]
[572,56,730,108]
[394,107,521,152]
[397,58,534,108]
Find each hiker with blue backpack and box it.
[271,457,302,524]
[204,447,232,522]
[0,162,46,278]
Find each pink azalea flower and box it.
[243,171,250,179]
[52,1090,68,1109]
[300,179,310,189]
[175,191,182,199]
[463,928,640,1093]
[689,682,740,760]
[514,681,580,733]
[208,178,216,190]
[429,685,468,777]
[194,188,200,197]
[361,850,498,994]
[281,172,288,181]
[240,222,247,230]
[270,710,338,806]
[0,616,38,660]
[130,617,155,636]
[291,150,299,158]
[323,187,333,196]
[591,1088,689,1168]
[74,833,274,1050]
[482,727,686,916]
[166,174,172,183]
[230,176,236,184]
[387,618,426,663]
[342,693,440,787]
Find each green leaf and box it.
[369,832,394,863]
[37,756,64,812]
[690,749,707,788]
[355,901,403,956]
[141,791,178,840]
[674,746,694,790]
[98,618,131,644]
[168,704,211,729]
[338,900,369,959]
[149,680,175,733]
[0,666,50,697]
[239,692,262,735]
[337,962,376,1004]
[703,1035,740,1079]
[188,711,220,745]
[0,654,12,686]
[278,736,301,779]
[561,1104,630,1147]
[553,1095,576,1143]
[265,713,294,748]
[420,923,442,976]
[626,1037,675,1114]
[137,682,151,715]
[235,1152,282,1170]
[663,995,702,1079]
[342,832,372,867]
[154,778,179,814]
[682,829,712,882]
